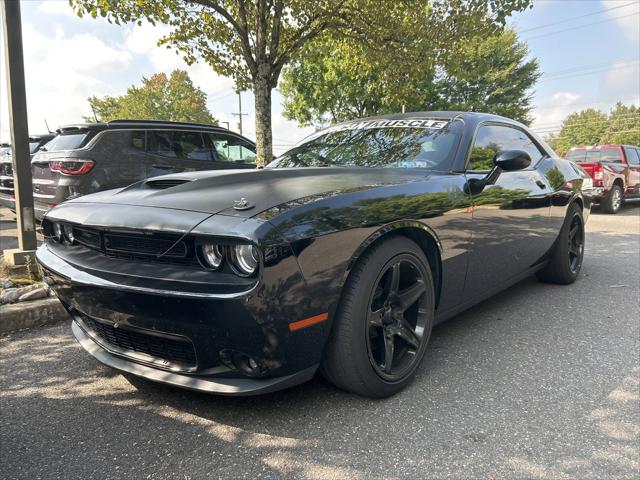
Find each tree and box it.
[546,109,608,156]
[71,0,532,166]
[605,102,640,146]
[280,29,539,127]
[432,30,539,123]
[547,103,639,156]
[86,70,216,124]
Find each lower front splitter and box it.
[72,320,318,396]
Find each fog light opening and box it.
[232,352,266,378]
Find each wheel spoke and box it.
[569,223,578,240]
[382,333,395,373]
[369,308,385,328]
[397,280,425,312]
[397,319,420,350]
[388,262,401,297]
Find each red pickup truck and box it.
[565,145,640,213]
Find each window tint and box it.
[468,124,544,171]
[147,131,212,161]
[269,121,462,169]
[624,147,640,166]
[209,134,256,164]
[565,149,586,161]
[44,132,90,152]
[585,149,622,162]
[131,131,145,151]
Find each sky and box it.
[0,0,638,154]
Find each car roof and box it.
[56,119,232,134]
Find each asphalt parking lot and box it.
[1,205,639,480]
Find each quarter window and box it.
[467,124,545,171]
[147,131,212,161]
[209,134,256,164]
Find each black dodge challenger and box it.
[36,112,593,398]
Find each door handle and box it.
[535,180,547,189]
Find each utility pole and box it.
[232,92,248,136]
[1,0,37,266]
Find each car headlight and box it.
[230,244,259,276]
[200,243,224,269]
[62,224,75,244]
[51,222,63,242]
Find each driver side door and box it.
[463,123,555,299]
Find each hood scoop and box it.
[146,178,192,189]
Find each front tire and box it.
[602,184,623,214]
[321,236,435,398]
[536,203,585,284]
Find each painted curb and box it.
[0,297,69,334]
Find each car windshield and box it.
[268,118,462,170]
[43,131,90,151]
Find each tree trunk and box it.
[253,73,272,167]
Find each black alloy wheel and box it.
[567,214,584,275]
[536,203,585,285]
[321,235,435,398]
[367,257,429,381]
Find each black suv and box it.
[0,134,55,209]
[30,120,257,220]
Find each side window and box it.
[467,124,545,171]
[624,147,640,166]
[599,149,622,163]
[146,131,212,161]
[131,131,146,151]
[209,134,256,164]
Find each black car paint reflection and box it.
[36,111,593,395]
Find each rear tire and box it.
[602,184,623,214]
[321,236,434,398]
[536,203,585,285]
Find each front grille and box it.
[104,233,187,258]
[74,227,101,249]
[81,316,197,369]
[55,221,198,265]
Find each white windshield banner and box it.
[328,118,449,133]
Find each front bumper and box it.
[72,320,317,395]
[37,237,330,395]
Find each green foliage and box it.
[606,103,640,146]
[547,103,639,156]
[468,144,499,171]
[280,28,539,127]
[86,70,216,124]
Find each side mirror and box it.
[494,150,531,171]
[464,150,532,195]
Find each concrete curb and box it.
[0,297,69,334]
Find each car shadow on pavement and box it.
[1,230,639,479]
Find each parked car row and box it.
[566,144,640,214]
[0,120,258,218]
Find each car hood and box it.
[66,167,422,218]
